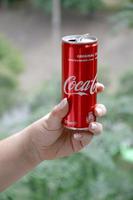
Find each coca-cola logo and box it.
[64,74,97,96]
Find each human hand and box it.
[25,83,106,163]
[0,83,106,191]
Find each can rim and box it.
[62,34,98,44]
[64,126,91,131]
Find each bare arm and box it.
[0,83,106,192]
[0,129,39,191]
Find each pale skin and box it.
[0,83,106,192]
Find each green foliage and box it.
[25,77,61,123]
[62,0,103,14]
[0,0,17,7]
[0,37,24,115]
[1,70,133,200]
[32,0,52,13]
[29,78,61,114]
[117,70,133,96]
[0,39,23,74]
[32,0,104,15]
[113,0,133,28]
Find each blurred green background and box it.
[0,0,133,199]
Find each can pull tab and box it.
[78,33,90,42]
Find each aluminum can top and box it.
[62,33,97,44]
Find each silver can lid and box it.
[62,33,97,44]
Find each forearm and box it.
[0,128,40,192]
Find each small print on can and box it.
[62,34,98,131]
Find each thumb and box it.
[44,98,69,130]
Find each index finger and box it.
[96,82,105,93]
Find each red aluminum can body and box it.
[62,34,98,130]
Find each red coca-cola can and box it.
[62,34,98,130]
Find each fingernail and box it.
[100,83,105,89]
[98,105,107,116]
[101,106,107,115]
[73,133,83,140]
[89,123,97,130]
[96,107,103,116]
[96,83,105,90]
[57,98,68,109]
